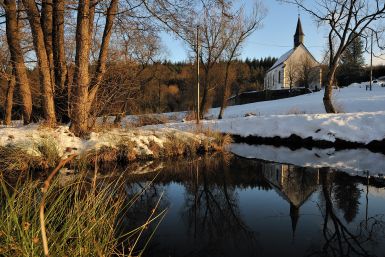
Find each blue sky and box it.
[161,0,327,63]
[161,0,383,65]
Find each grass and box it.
[133,115,169,127]
[0,137,61,176]
[0,173,165,256]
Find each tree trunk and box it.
[88,0,118,112]
[4,71,16,125]
[23,0,56,124]
[323,64,337,113]
[218,62,231,119]
[4,0,33,124]
[199,70,209,119]
[53,0,69,123]
[41,0,55,89]
[71,0,91,137]
[53,0,67,90]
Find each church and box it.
[264,17,322,91]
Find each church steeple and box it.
[294,16,305,48]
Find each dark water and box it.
[119,152,385,257]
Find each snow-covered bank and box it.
[231,143,385,178]
[0,124,203,156]
[141,83,385,146]
[0,124,228,173]
[145,111,385,146]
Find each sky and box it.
[160,0,384,65]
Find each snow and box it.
[0,124,205,159]
[208,82,385,119]
[231,143,385,178]
[144,83,385,144]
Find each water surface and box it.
[119,149,385,257]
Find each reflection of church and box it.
[262,163,320,236]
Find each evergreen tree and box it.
[337,36,366,86]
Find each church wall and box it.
[283,46,322,90]
[264,65,285,90]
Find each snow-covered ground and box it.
[231,143,385,178]
[144,83,385,145]
[208,82,385,118]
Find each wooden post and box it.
[196,25,200,124]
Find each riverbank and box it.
[0,124,230,175]
[141,83,385,151]
[144,111,385,153]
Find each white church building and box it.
[264,17,322,91]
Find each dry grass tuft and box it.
[0,139,61,175]
[148,140,163,159]
[117,138,137,162]
[0,146,45,174]
[37,138,61,167]
[93,122,122,133]
[163,133,188,157]
[184,111,197,121]
[86,146,120,164]
[198,129,233,152]
[286,107,306,115]
[134,115,169,127]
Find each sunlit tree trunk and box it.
[41,0,55,89]
[4,0,33,124]
[22,0,56,124]
[88,0,118,111]
[4,70,16,125]
[323,65,337,113]
[71,0,118,136]
[71,0,92,136]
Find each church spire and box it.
[294,16,305,48]
[290,203,300,240]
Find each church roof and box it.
[267,44,319,72]
[267,48,294,72]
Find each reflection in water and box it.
[117,154,385,257]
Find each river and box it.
[111,144,385,257]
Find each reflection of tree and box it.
[182,159,257,255]
[307,170,385,257]
[333,176,361,223]
[116,181,168,253]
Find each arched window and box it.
[278,71,281,84]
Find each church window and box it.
[278,71,281,84]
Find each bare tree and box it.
[299,54,318,89]
[282,0,385,113]
[285,57,300,91]
[3,0,33,124]
[218,3,266,119]
[70,0,118,136]
[22,0,56,124]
